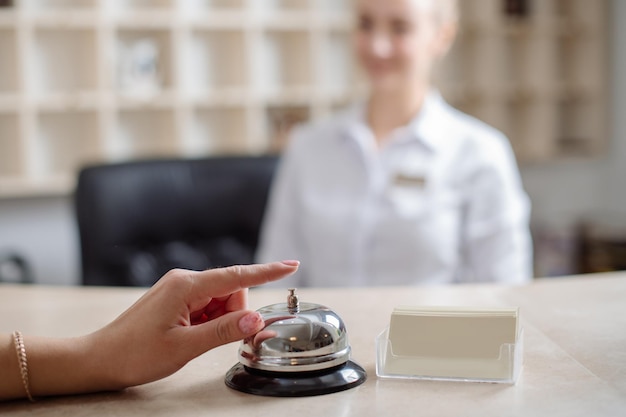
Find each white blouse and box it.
[256,91,533,287]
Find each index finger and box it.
[189,261,299,300]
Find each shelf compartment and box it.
[265,105,310,152]
[256,0,310,12]
[502,0,533,19]
[33,110,100,177]
[29,28,98,96]
[0,113,21,177]
[465,98,512,137]
[521,36,559,91]
[437,30,466,88]
[182,0,246,13]
[113,108,177,159]
[555,0,607,25]
[180,0,248,25]
[459,0,502,25]
[319,0,351,13]
[22,0,98,23]
[186,106,248,155]
[463,33,522,91]
[108,0,174,12]
[508,98,559,162]
[0,28,18,93]
[556,98,600,158]
[319,30,358,97]
[259,30,312,94]
[501,100,535,161]
[499,31,533,91]
[557,33,606,91]
[256,1,312,29]
[0,8,17,28]
[21,0,98,11]
[115,29,174,96]
[182,29,247,98]
[0,93,19,112]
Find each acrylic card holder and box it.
[376,306,523,384]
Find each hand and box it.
[85,261,300,390]
[1,262,299,400]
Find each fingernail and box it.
[238,311,264,334]
[281,260,300,267]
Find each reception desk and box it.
[1,273,625,416]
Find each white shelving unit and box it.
[0,0,361,196]
[439,0,609,163]
[0,0,610,197]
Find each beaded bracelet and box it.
[12,331,35,402]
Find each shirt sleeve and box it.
[460,132,534,284]
[255,128,307,287]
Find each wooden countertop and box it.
[1,273,625,416]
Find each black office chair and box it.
[75,155,278,286]
[0,252,34,284]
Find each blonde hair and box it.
[354,0,459,24]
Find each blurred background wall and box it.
[0,0,623,285]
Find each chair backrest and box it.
[0,252,34,284]
[75,155,279,286]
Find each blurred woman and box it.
[257,0,532,287]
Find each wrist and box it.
[78,330,129,392]
[21,334,126,398]
[0,333,25,401]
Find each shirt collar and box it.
[405,90,451,153]
[341,90,452,153]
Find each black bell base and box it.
[225,361,367,397]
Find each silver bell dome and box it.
[238,288,351,373]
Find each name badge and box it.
[393,173,426,188]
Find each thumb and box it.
[189,310,265,354]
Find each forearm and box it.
[0,332,122,401]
